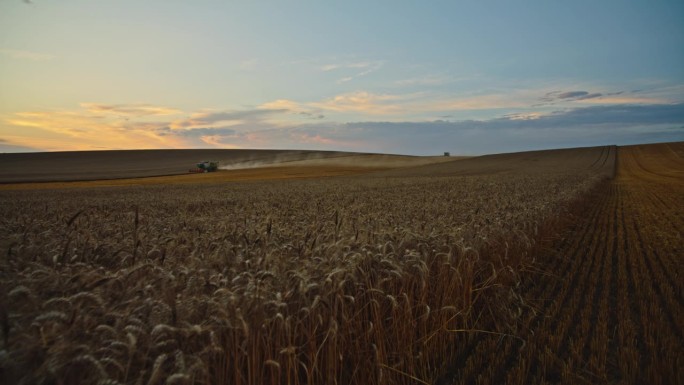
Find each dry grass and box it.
[0,146,618,385]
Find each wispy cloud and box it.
[529,103,684,127]
[0,138,40,153]
[537,88,673,106]
[394,75,454,87]
[319,61,380,72]
[262,90,532,118]
[0,49,54,61]
[274,82,679,120]
[577,96,671,104]
[428,93,531,111]
[309,91,409,114]
[169,109,288,129]
[318,60,383,84]
[80,103,181,116]
[559,91,598,100]
[259,99,325,120]
[262,92,417,118]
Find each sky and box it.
[1,0,683,155]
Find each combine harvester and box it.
[189,160,219,173]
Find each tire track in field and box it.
[580,184,614,378]
[436,173,611,385]
[546,201,606,382]
[440,143,683,385]
[642,190,684,231]
[589,146,608,169]
[523,188,611,383]
[605,186,620,381]
[447,146,615,385]
[618,183,648,371]
[440,176,614,385]
[631,216,684,323]
[627,188,683,304]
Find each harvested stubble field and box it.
[435,142,684,385]
[0,149,454,185]
[0,149,352,183]
[0,143,680,385]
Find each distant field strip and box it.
[438,142,683,384]
[0,149,451,184]
[0,165,389,190]
[0,154,454,190]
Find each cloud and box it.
[542,90,604,102]
[190,109,285,123]
[4,94,683,154]
[320,61,379,72]
[3,105,187,151]
[262,83,681,122]
[394,75,453,87]
[557,91,590,99]
[189,103,684,154]
[0,49,54,61]
[537,89,673,106]
[532,103,684,127]
[503,112,545,121]
[0,138,40,153]
[553,91,603,101]
[309,91,407,114]
[173,127,237,136]
[261,93,411,117]
[169,109,287,129]
[196,135,242,148]
[80,103,181,116]
[293,133,335,145]
[264,89,545,119]
[428,93,530,111]
[319,60,383,83]
[333,103,684,154]
[260,99,301,111]
[2,102,328,151]
[577,96,670,104]
[259,99,325,120]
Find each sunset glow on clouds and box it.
[1,1,682,154]
[5,94,682,155]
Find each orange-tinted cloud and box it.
[309,91,407,114]
[266,90,530,118]
[2,102,332,151]
[169,109,286,129]
[4,105,188,151]
[80,103,181,116]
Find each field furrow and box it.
[440,143,683,384]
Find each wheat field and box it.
[2,144,679,384]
